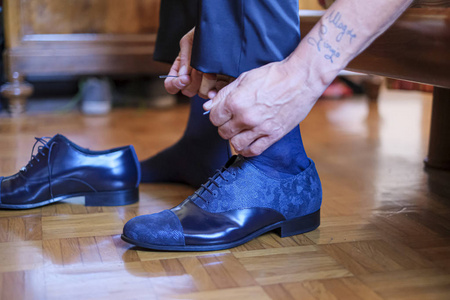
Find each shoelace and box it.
[192,164,241,203]
[193,167,228,203]
[20,137,56,199]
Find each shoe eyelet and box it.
[212,190,219,197]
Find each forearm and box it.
[285,0,413,94]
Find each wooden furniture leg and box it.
[426,86,450,197]
[425,87,450,170]
[0,72,34,117]
[362,76,382,102]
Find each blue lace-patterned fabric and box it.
[191,156,322,220]
[123,210,185,246]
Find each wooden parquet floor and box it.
[0,88,449,300]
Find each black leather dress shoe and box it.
[0,134,141,209]
[122,155,321,251]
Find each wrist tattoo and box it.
[307,10,357,64]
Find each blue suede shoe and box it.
[122,155,321,251]
[0,134,140,209]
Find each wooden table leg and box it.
[425,87,450,198]
[425,87,450,170]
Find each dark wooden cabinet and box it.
[2,0,169,114]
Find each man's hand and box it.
[164,28,231,99]
[203,61,321,157]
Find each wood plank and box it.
[168,286,272,300]
[138,249,230,262]
[320,240,432,276]
[44,261,157,300]
[300,277,384,300]
[0,241,43,272]
[263,284,298,300]
[42,212,124,240]
[236,246,352,285]
[360,269,450,300]
[178,256,218,291]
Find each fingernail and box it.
[203,110,210,115]
[180,75,190,84]
[208,91,217,99]
[179,65,187,75]
[203,100,212,110]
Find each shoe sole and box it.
[121,209,320,252]
[0,188,139,209]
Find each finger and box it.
[182,69,203,98]
[178,28,195,75]
[229,129,265,153]
[164,55,192,94]
[199,73,217,99]
[218,119,252,140]
[205,83,235,126]
[164,57,182,94]
[207,89,218,99]
[165,75,191,94]
[239,135,275,157]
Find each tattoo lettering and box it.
[325,10,357,44]
[307,10,358,63]
[307,24,341,63]
[307,24,327,52]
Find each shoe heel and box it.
[84,188,139,207]
[279,209,320,237]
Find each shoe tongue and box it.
[225,155,242,168]
[47,134,70,145]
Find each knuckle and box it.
[209,114,221,127]
[209,110,225,126]
[260,121,278,135]
[218,130,227,139]
[231,139,243,152]
[241,113,258,127]
[248,144,263,156]
[218,127,231,140]
[227,96,241,112]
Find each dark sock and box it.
[247,126,310,178]
[140,95,231,188]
